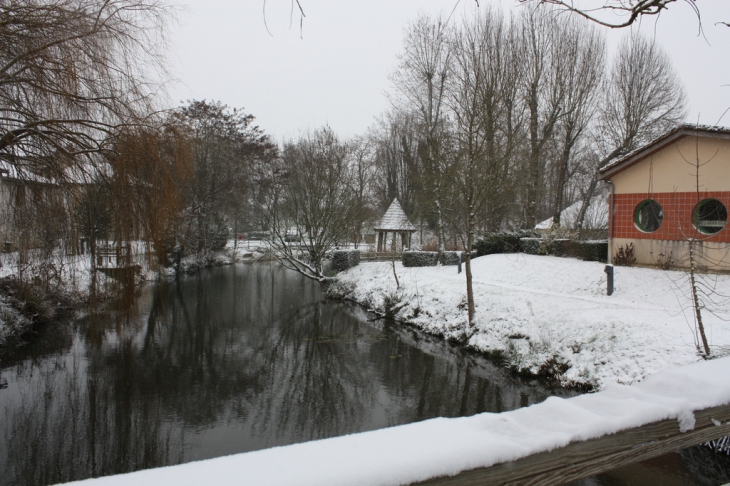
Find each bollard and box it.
[457,252,462,274]
[604,264,614,296]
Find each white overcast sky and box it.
[167,0,730,142]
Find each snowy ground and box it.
[60,356,730,486]
[329,254,730,389]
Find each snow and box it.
[58,356,730,486]
[329,254,730,389]
[535,195,608,230]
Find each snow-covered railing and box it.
[62,357,730,486]
[415,403,730,485]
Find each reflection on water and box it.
[0,264,568,486]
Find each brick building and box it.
[599,125,730,271]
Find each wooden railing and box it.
[360,252,401,262]
[96,244,132,268]
[415,403,730,485]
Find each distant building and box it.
[535,195,608,235]
[599,124,730,271]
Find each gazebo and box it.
[375,199,417,252]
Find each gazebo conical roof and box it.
[375,199,416,232]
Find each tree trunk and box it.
[576,172,599,238]
[689,238,711,356]
[465,206,475,326]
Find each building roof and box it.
[375,199,417,232]
[599,124,730,181]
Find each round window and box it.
[634,199,663,233]
[694,199,727,234]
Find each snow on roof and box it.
[375,199,416,232]
[535,195,608,231]
[599,124,730,179]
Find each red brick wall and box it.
[610,192,730,243]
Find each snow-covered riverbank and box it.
[0,240,269,346]
[329,254,730,389]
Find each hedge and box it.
[474,231,536,256]
[332,249,361,272]
[565,240,608,262]
[519,238,608,262]
[402,251,465,267]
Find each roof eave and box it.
[599,126,730,181]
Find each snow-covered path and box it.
[331,254,730,389]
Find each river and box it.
[0,263,727,485]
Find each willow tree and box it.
[0,0,172,286]
[0,0,171,177]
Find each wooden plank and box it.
[414,403,730,486]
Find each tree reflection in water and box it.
[0,263,567,486]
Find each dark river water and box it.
[0,263,728,486]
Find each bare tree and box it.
[517,0,687,29]
[390,15,452,256]
[575,33,686,233]
[445,8,521,326]
[517,8,568,229]
[370,111,421,218]
[348,136,378,249]
[550,20,606,227]
[260,127,360,282]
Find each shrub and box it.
[441,251,462,265]
[402,251,439,267]
[520,237,608,262]
[475,231,535,256]
[612,243,636,266]
[654,251,674,270]
[401,251,464,267]
[331,249,360,272]
[564,240,608,262]
[519,238,542,255]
